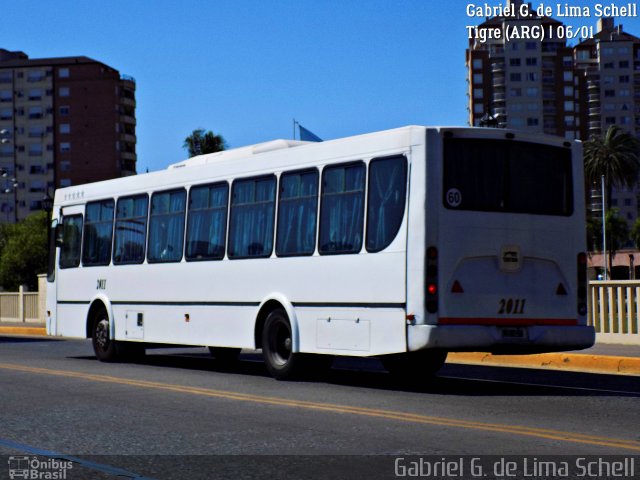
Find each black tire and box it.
[262,308,307,380]
[208,347,242,364]
[381,349,448,379]
[91,308,119,362]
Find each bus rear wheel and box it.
[262,308,306,380]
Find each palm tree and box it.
[183,129,227,157]
[584,125,640,209]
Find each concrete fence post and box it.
[18,285,24,323]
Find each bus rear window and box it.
[443,138,573,216]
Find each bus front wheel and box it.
[92,309,118,362]
[262,308,305,380]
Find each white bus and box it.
[46,126,594,379]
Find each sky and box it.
[3,0,640,173]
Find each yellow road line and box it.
[1,362,639,452]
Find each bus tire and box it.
[381,349,448,379]
[91,307,119,362]
[262,308,305,380]
[208,347,242,364]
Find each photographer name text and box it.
[466,2,637,42]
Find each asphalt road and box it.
[0,336,639,479]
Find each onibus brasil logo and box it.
[8,456,73,479]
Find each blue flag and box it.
[299,125,323,142]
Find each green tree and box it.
[631,217,640,250]
[183,129,227,157]
[0,212,48,291]
[584,125,640,208]
[588,209,629,275]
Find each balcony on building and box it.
[493,74,505,87]
[491,61,505,73]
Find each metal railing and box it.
[589,281,640,345]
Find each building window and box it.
[564,86,573,96]
[473,88,483,99]
[625,198,633,207]
[59,87,70,97]
[58,68,70,78]
[60,142,71,152]
[472,59,483,69]
[0,90,11,102]
[473,73,483,84]
[620,75,630,83]
[564,116,575,126]
[526,72,538,81]
[60,161,71,172]
[619,89,630,97]
[619,60,630,68]
[620,116,631,125]
[604,62,614,69]
[27,70,44,82]
[28,107,43,119]
[510,73,522,82]
[526,87,538,97]
[60,179,71,187]
[525,42,537,50]
[474,103,484,114]
[59,106,70,116]
[563,71,573,82]
[527,118,539,126]
[28,144,43,156]
[604,89,616,98]
[527,103,538,111]
[564,101,574,111]
[59,124,71,134]
[509,58,521,66]
[0,108,12,120]
[510,87,522,97]
[526,57,537,66]
[605,116,616,125]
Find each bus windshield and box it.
[443,138,573,216]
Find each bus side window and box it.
[185,182,229,261]
[82,199,115,266]
[319,162,365,255]
[59,214,83,269]
[366,156,408,253]
[228,175,276,259]
[113,194,148,265]
[276,169,318,256]
[148,189,186,263]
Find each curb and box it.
[0,326,47,336]
[448,352,640,376]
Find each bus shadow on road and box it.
[71,348,640,398]
[0,336,63,344]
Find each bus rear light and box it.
[426,245,438,313]
[556,283,567,295]
[451,280,464,293]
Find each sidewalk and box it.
[1,321,639,376]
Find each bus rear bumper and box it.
[407,323,596,354]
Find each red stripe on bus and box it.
[438,318,578,326]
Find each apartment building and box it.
[0,49,136,222]
[574,19,640,225]
[466,1,579,139]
